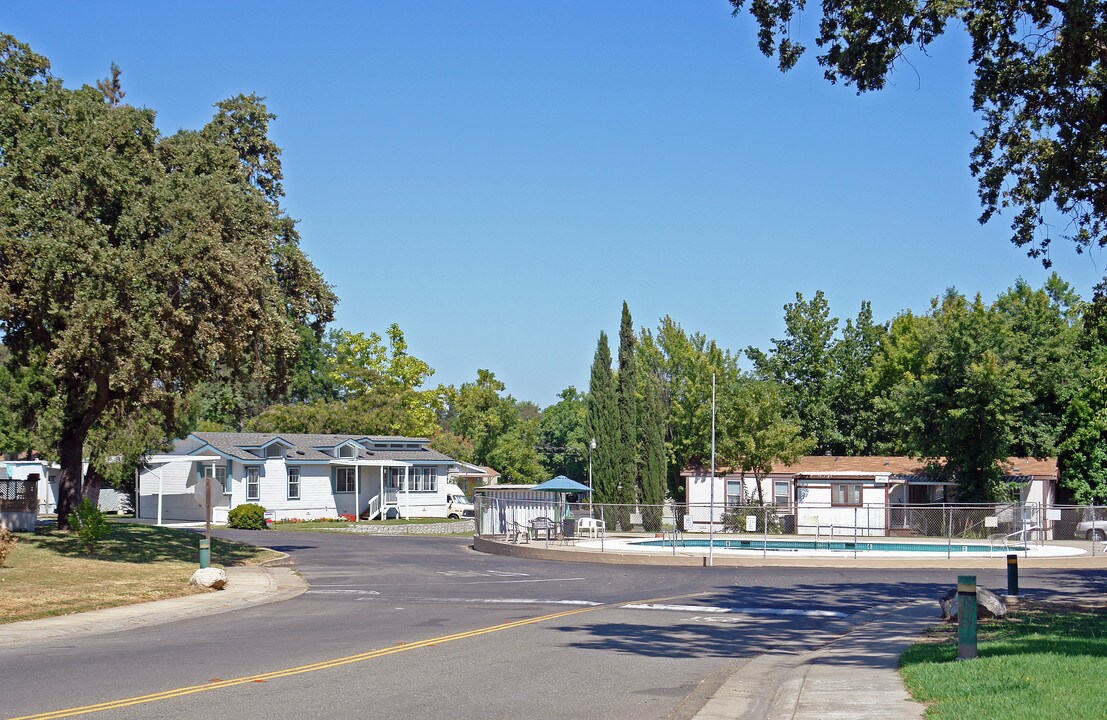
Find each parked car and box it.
[1075,518,1107,541]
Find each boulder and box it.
[939,586,1006,621]
[190,567,227,590]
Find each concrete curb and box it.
[692,602,936,720]
[0,560,308,647]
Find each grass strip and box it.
[0,522,277,624]
[900,606,1107,719]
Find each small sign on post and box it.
[957,575,978,660]
[193,475,220,570]
[745,515,757,533]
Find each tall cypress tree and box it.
[640,371,667,531]
[586,332,619,507]
[615,302,639,528]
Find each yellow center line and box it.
[8,591,705,720]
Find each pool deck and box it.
[474,533,1107,569]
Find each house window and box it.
[246,467,260,501]
[287,467,301,500]
[773,481,790,508]
[336,467,356,493]
[204,465,229,494]
[264,444,284,458]
[385,467,437,492]
[831,483,862,506]
[339,445,355,458]
[725,479,743,506]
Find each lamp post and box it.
[588,437,596,514]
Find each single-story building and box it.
[136,432,470,524]
[682,456,1058,537]
[450,464,501,498]
[1,458,127,515]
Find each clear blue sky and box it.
[5,2,1104,406]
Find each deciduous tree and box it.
[728,0,1107,271]
[0,37,335,527]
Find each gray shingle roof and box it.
[189,432,455,464]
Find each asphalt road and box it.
[3,531,1106,720]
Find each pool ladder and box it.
[662,528,683,554]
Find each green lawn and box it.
[900,606,1107,719]
[0,522,278,623]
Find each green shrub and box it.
[227,503,267,530]
[68,498,110,553]
[722,495,783,534]
[0,527,17,566]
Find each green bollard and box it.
[199,538,210,569]
[1007,554,1019,596]
[957,575,978,660]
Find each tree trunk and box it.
[82,464,104,507]
[754,472,765,506]
[56,431,85,531]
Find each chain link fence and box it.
[475,496,1107,556]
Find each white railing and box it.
[365,494,381,520]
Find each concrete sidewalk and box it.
[694,602,935,719]
[0,563,307,647]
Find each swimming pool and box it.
[632,538,1025,553]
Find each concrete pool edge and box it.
[472,535,1107,569]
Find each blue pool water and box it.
[633,538,1025,553]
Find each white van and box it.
[443,484,474,519]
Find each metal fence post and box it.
[1093,503,1097,557]
[763,505,768,559]
[600,505,605,553]
[947,505,952,560]
[854,507,858,559]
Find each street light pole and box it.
[589,437,596,515]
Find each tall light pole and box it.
[589,437,596,514]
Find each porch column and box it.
[404,465,410,519]
[156,465,164,526]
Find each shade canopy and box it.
[532,476,591,493]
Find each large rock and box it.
[940,586,1006,621]
[190,567,227,590]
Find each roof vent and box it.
[884,461,890,466]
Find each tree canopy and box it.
[0,36,335,526]
[728,0,1107,271]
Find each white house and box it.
[682,456,1058,537]
[136,432,470,524]
[0,458,126,515]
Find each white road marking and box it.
[462,577,586,584]
[622,603,847,618]
[305,589,381,595]
[356,596,602,606]
[347,595,843,618]
[435,569,531,578]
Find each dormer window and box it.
[265,444,284,459]
[339,445,356,458]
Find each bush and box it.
[227,503,267,530]
[68,498,110,553]
[0,527,17,566]
[721,494,783,534]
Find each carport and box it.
[141,454,222,526]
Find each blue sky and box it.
[5,2,1104,406]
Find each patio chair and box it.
[577,517,604,539]
[529,516,556,542]
[508,521,529,544]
